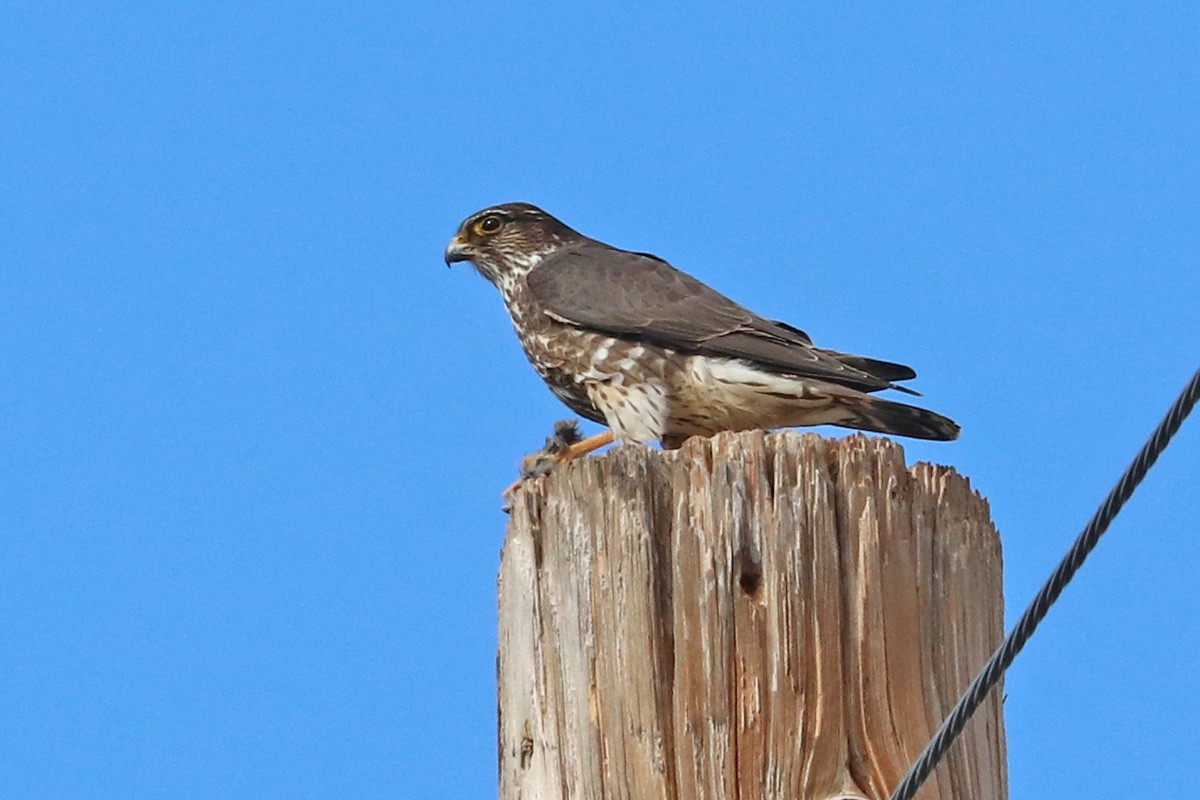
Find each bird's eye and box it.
[474,214,504,235]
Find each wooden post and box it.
[498,431,1007,800]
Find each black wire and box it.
[889,367,1200,800]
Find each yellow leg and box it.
[558,429,615,462]
[503,428,617,507]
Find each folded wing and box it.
[526,242,918,395]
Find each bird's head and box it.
[445,203,583,290]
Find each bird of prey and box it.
[445,202,958,464]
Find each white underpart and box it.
[587,379,671,444]
[672,357,847,434]
[581,337,670,443]
[688,358,828,403]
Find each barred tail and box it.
[834,395,960,441]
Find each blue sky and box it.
[3,2,1197,798]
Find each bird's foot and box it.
[520,419,585,479]
[501,422,616,511]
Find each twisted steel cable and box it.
[889,366,1200,800]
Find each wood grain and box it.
[498,431,1006,800]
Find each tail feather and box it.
[821,351,922,396]
[834,394,960,441]
[818,350,918,385]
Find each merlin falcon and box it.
[445,203,959,464]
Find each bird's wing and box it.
[525,242,915,394]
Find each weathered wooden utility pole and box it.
[498,431,1007,800]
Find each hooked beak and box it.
[444,234,472,266]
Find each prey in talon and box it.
[501,421,616,511]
